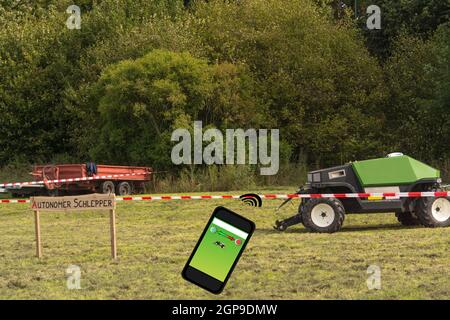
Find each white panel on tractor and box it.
[365,186,401,200]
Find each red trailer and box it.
[9,163,152,197]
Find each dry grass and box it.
[0,188,449,299]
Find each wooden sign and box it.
[30,193,117,260]
[31,193,116,212]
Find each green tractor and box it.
[274,153,450,233]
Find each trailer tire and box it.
[133,182,146,194]
[416,196,450,228]
[116,182,132,196]
[301,198,345,233]
[100,181,115,195]
[395,211,421,226]
[47,189,59,197]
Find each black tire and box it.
[301,198,345,233]
[116,181,132,196]
[395,211,421,226]
[416,196,450,228]
[133,182,145,194]
[100,181,115,194]
[11,192,22,198]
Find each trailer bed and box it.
[8,163,152,197]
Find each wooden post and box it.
[109,209,117,260]
[34,210,42,258]
[31,194,116,260]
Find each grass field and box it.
[0,188,449,300]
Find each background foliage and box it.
[1,0,449,186]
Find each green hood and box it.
[352,155,440,187]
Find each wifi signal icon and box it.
[239,193,262,207]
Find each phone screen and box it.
[182,206,255,294]
[189,217,249,282]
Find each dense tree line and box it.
[0,0,449,172]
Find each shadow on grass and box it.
[339,224,424,233]
[256,223,425,235]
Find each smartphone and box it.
[182,206,255,294]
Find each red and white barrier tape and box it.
[0,199,31,203]
[0,173,141,188]
[1,191,449,204]
[116,195,242,201]
[115,192,450,201]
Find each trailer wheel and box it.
[416,196,450,228]
[47,189,59,197]
[301,198,345,233]
[133,182,146,194]
[395,211,421,226]
[100,181,115,194]
[116,182,132,196]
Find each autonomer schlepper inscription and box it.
[31,193,116,211]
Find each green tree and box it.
[190,0,386,166]
[349,0,450,58]
[90,49,259,168]
[0,0,185,165]
[383,23,450,161]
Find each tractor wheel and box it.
[301,198,345,233]
[100,181,115,194]
[395,211,421,226]
[116,181,132,196]
[416,196,450,228]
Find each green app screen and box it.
[189,217,249,282]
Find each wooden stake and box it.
[109,209,117,260]
[34,210,42,258]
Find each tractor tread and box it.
[395,211,421,226]
[301,198,345,233]
[416,196,450,228]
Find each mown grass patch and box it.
[0,189,448,299]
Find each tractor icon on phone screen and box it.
[214,241,225,249]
